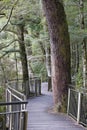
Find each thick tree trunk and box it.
[17,25,30,96]
[42,0,71,112]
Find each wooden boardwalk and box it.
[27,83,86,130]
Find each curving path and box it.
[27,83,86,130]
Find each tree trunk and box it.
[14,42,19,89]
[48,76,52,91]
[42,0,71,112]
[39,40,52,91]
[0,60,7,84]
[17,25,30,96]
[43,17,52,91]
[45,45,52,91]
[79,0,87,88]
[75,43,79,73]
[82,38,87,87]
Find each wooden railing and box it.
[0,85,28,130]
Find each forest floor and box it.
[27,82,86,130]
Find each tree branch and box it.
[0,52,9,59]
[0,39,26,50]
[0,39,18,50]
[4,29,18,35]
[0,0,19,33]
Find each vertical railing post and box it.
[77,92,81,124]
[35,79,37,96]
[67,88,70,114]
[19,112,22,130]
[23,111,28,130]
[6,89,7,103]
[39,79,41,95]
[9,91,12,130]
[6,89,8,128]
[23,95,27,110]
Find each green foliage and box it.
[29,19,43,36]
[0,86,5,112]
[32,42,42,55]
[31,61,47,81]
[0,86,5,101]
[64,0,87,87]
[1,0,87,86]
[76,68,83,88]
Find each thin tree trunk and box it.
[14,42,19,89]
[71,43,76,81]
[75,43,79,73]
[43,17,52,91]
[42,0,71,112]
[39,40,52,91]
[0,60,7,84]
[79,0,87,88]
[82,38,87,87]
[17,25,30,96]
[45,46,51,91]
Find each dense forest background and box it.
[0,0,87,110]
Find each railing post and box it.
[6,89,7,103]
[77,92,81,124]
[35,79,37,96]
[67,88,70,114]
[23,111,28,130]
[19,112,22,130]
[39,79,41,95]
[9,91,12,130]
[23,95,27,110]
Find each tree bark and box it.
[75,43,79,73]
[82,38,87,87]
[38,40,52,91]
[79,0,87,88]
[42,0,71,112]
[43,17,52,91]
[45,45,52,91]
[17,25,30,96]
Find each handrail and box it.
[0,101,28,106]
[7,77,42,97]
[0,110,28,115]
[7,85,26,100]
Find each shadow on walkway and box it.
[27,82,86,130]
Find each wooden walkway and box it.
[27,83,86,130]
